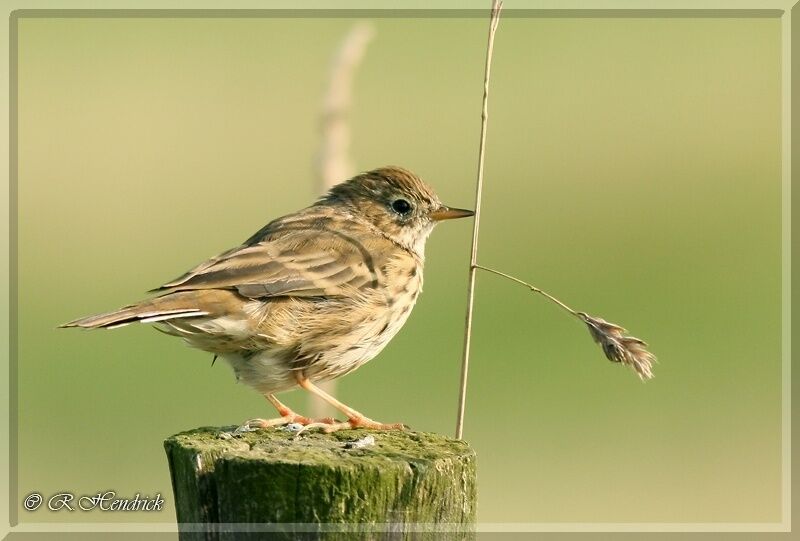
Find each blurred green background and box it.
[16,14,782,524]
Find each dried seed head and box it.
[578,312,656,380]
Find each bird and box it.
[62,166,474,432]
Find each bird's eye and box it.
[391,199,413,215]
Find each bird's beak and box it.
[430,205,475,222]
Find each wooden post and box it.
[164,427,477,540]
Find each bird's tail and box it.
[60,293,210,330]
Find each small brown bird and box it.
[62,166,473,432]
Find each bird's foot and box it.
[235,414,338,434]
[348,416,407,431]
[299,416,407,434]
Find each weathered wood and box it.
[164,427,477,540]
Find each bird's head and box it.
[320,166,474,256]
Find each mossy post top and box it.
[164,427,477,539]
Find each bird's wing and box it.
[154,223,386,299]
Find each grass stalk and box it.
[456,0,503,440]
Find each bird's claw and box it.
[346,417,407,431]
[234,419,268,435]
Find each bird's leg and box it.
[266,394,312,423]
[296,376,406,433]
[239,394,337,432]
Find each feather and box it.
[150,213,385,299]
[59,293,218,329]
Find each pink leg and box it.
[296,377,406,433]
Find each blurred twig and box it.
[310,22,374,420]
[456,0,503,440]
[315,21,375,190]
